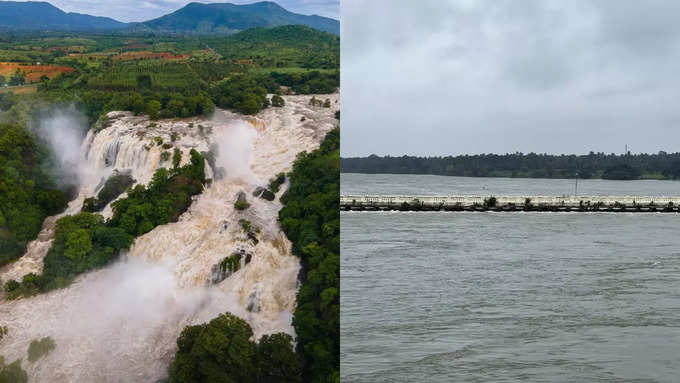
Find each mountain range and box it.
[0,1,339,34]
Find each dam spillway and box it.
[340,195,680,212]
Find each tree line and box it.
[341,152,680,180]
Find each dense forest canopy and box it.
[279,128,339,382]
[0,123,67,267]
[341,152,680,180]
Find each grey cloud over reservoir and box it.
[341,0,680,156]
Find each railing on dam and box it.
[340,195,680,212]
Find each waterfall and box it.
[0,94,339,382]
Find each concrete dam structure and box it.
[341,195,680,212]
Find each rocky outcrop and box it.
[207,248,253,285]
[252,186,275,201]
[247,286,261,313]
[234,191,250,210]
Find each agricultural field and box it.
[0,25,339,120]
[0,62,74,83]
[0,84,37,94]
[112,51,190,61]
[86,61,202,92]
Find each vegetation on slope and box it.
[205,25,339,68]
[0,356,27,383]
[5,150,206,299]
[82,173,135,213]
[139,2,339,35]
[279,128,340,382]
[0,123,67,267]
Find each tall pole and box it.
[575,172,578,196]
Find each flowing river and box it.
[0,94,338,382]
[341,173,680,382]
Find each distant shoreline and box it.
[341,171,680,181]
[341,153,680,181]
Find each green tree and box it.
[9,69,25,86]
[146,100,162,120]
[256,333,302,383]
[173,148,182,169]
[168,313,301,383]
[271,94,285,107]
[168,313,257,383]
[131,93,145,115]
[64,229,92,260]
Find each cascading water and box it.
[0,94,339,382]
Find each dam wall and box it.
[341,195,680,212]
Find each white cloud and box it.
[32,0,338,23]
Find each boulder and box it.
[247,231,259,245]
[252,186,265,197]
[259,189,275,201]
[247,289,261,313]
[253,186,275,201]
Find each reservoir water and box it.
[341,173,680,382]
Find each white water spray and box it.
[0,94,339,382]
[35,108,88,188]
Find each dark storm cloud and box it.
[41,0,338,22]
[341,0,680,156]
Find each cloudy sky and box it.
[341,0,680,156]
[42,0,338,22]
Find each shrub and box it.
[234,199,250,211]
[484,196,497,208]
[271,94,285,107]
[172,148,182,169]
[268,173,285,194]
[239,219,252,232]
[27,337,56,362]
[81,173,134,212]
[0,357,27,383]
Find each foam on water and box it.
[0,94,339,382]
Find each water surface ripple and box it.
[341,175,680,382]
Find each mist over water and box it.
[35,108,88,188]
[0,94,339,382]
[212,116,258,182]
[341,174,680,382]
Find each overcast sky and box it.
[341,0,680,156]
[42,0,338,22]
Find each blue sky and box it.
[39,0,339,23]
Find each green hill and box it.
[136,1,339,35]
[0,1,126,31]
